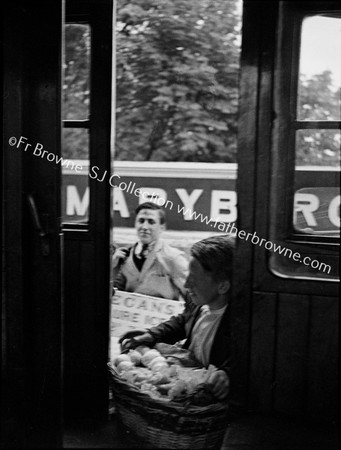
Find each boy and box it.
[119,235,234,400]
[113,202,188,299]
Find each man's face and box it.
[185,257,221,308]
[135,209,164,245]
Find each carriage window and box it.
[62,24,91,224]
[294,16,340,238]
[270,9,340,281]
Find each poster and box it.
[110,290,185,358]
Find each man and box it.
[119,235,234,400]
[113,201,189,300]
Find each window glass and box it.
[294,15,340,239]
[62,24,91,225]
[295,129,340,166]
[63,127,90,160]
[63,24,91,120]
[297,16,340,121]
[61,128,89,223]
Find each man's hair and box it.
[190,235,235,282]
[135,201,166,225]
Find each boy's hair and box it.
[135,201,166,225]
[190,235,235,282]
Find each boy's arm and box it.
[147,308,190,344]
[147,293,198,343]
[119,294,197,351]
[119,311,189,351]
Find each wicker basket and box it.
[108,363,230,449]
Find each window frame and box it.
[269,1,340,281]
[61,0,113,424]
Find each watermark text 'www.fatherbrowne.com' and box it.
[167,201,332,274]
[9,135,333,275]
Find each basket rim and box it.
[108,362,229,414]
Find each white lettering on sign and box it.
[66,185,89,216]
[294,193,319,227]
[113,187,130,218]
[210,190,237,222]
[328,195,340,227]
[176,189,203,220]
[111,290,184,338]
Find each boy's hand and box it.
[118,329,154,352]
[112,247,130,268]
[206,370,230,400]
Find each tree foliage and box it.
[297,71,340,166]
[63,24,91,159]
[62,3,340,166]
[115,0,241,162]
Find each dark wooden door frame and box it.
[62,0,113,425]
[2,0,64,447]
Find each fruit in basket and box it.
[135,345,151,355]
[113,353,131,367]
[117,360,135,374]
[110,344,224,406]
[150,361,169,373]
[141,349,162,366]
[148,356,167,369]
[150,372,171,385]
[155,382,173,395]
[128,349,142,365]
[134,368,153,384]
[168,380,187,400]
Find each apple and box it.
[117,360,134,374]
[113,353,131,367]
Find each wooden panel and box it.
[274,293,310,416]
[63,238,82,422]
[63,238,98,421]
[249,292,277,411]
[64,234,111,423]
[306,296,338,421]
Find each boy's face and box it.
[135,209,164,245]
[185,257,224,309]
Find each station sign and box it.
[62,162,340,234]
